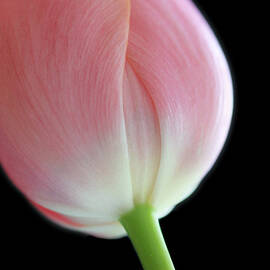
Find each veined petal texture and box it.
[0,0,233,238]
[126,0,233,216]
[0,0,133,237]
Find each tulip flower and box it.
[0,0,233,269]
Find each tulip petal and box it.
[127,0,233,214]
[33,202,126,239]
[0,0,133,230]
[122,64,161,204]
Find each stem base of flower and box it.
[119,204,175,270]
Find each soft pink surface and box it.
[0,0,133,233]
[126,0,233,213]
[0,0,233,237]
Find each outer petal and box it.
[0,0,132,237]
[127,0,233,215]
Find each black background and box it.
[0,1,248,269]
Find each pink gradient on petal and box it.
[0,0,233,237]
[0,0,133,222]
[126,0,233,211]
[122,63,161,204]
[32,201,126,238]
[32,202,85,228]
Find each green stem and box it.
[119,204,175,270]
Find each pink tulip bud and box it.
[0,0,233,244]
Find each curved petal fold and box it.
[0,0,233,237]
[127,0,233,214]
[123,63,161,204]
